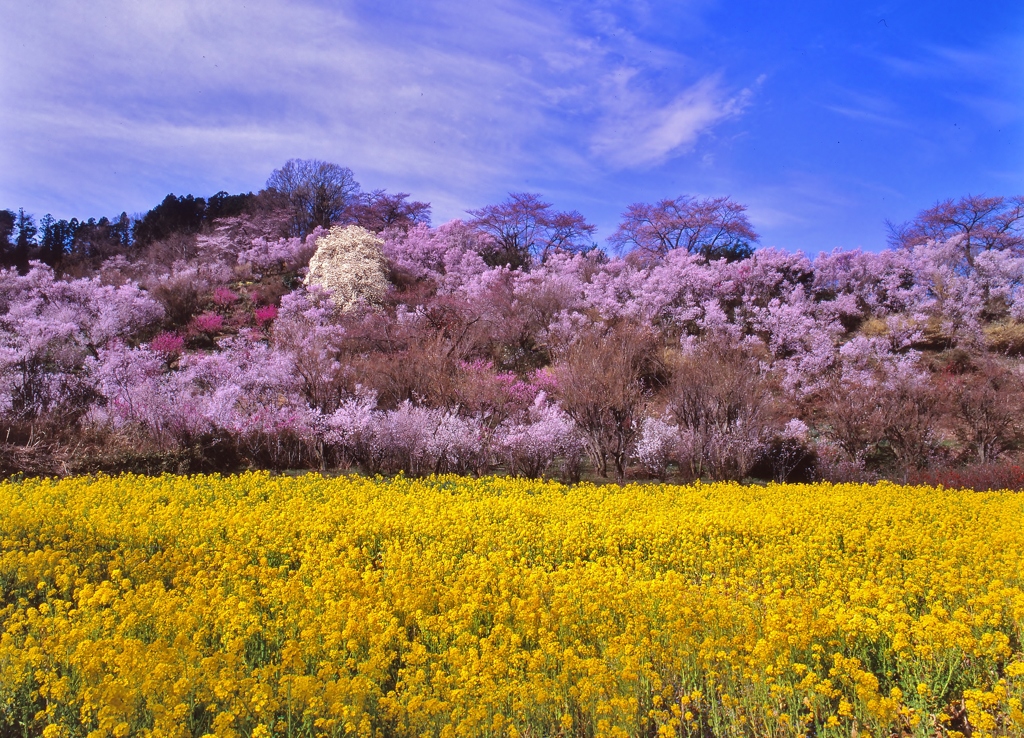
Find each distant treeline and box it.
[0,191,256,271]
[1,159,432,272]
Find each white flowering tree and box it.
[305,225,389,310]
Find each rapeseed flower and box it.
[0,473,1022,737]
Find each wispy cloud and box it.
[870,41,1013,82]
[591,72,750,169]
[7,0,1015,254]
[823,89,911,130]
[0,0,750,220]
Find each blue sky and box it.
[2,0,1022,253]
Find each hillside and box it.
[2,164,1024,487]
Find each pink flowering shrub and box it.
[87,342,179,439]
[270,287,350,413]
[494,393,582,479]
[322,389,378,468]
[633,415,677,479]
[150,332,185,357]
[236,229,323,272]
[191,313,224,335]
[322,393,486,476]
[253,304,278,328]
[0,264,163,424]
[382,220,491,288]
[89,331,314,467]
[661,337,775,481]
[211,287,240,307]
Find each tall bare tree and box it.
[664,338,773,481]
[266,159,361,235]
[951,360,1024,465]
[348,190,431,233]
[553,322,662,482]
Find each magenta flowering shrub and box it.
[144,262,233,327]
[456,359,537,427]
[253,304,278,328]
[150,332,185,357]
[190,313,224,335]
[211,287,240,307]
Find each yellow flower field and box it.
[1,473,1023,738]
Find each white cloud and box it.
[591,73,749,169]
[0,0,751,221]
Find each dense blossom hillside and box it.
[2,164,1023,485]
